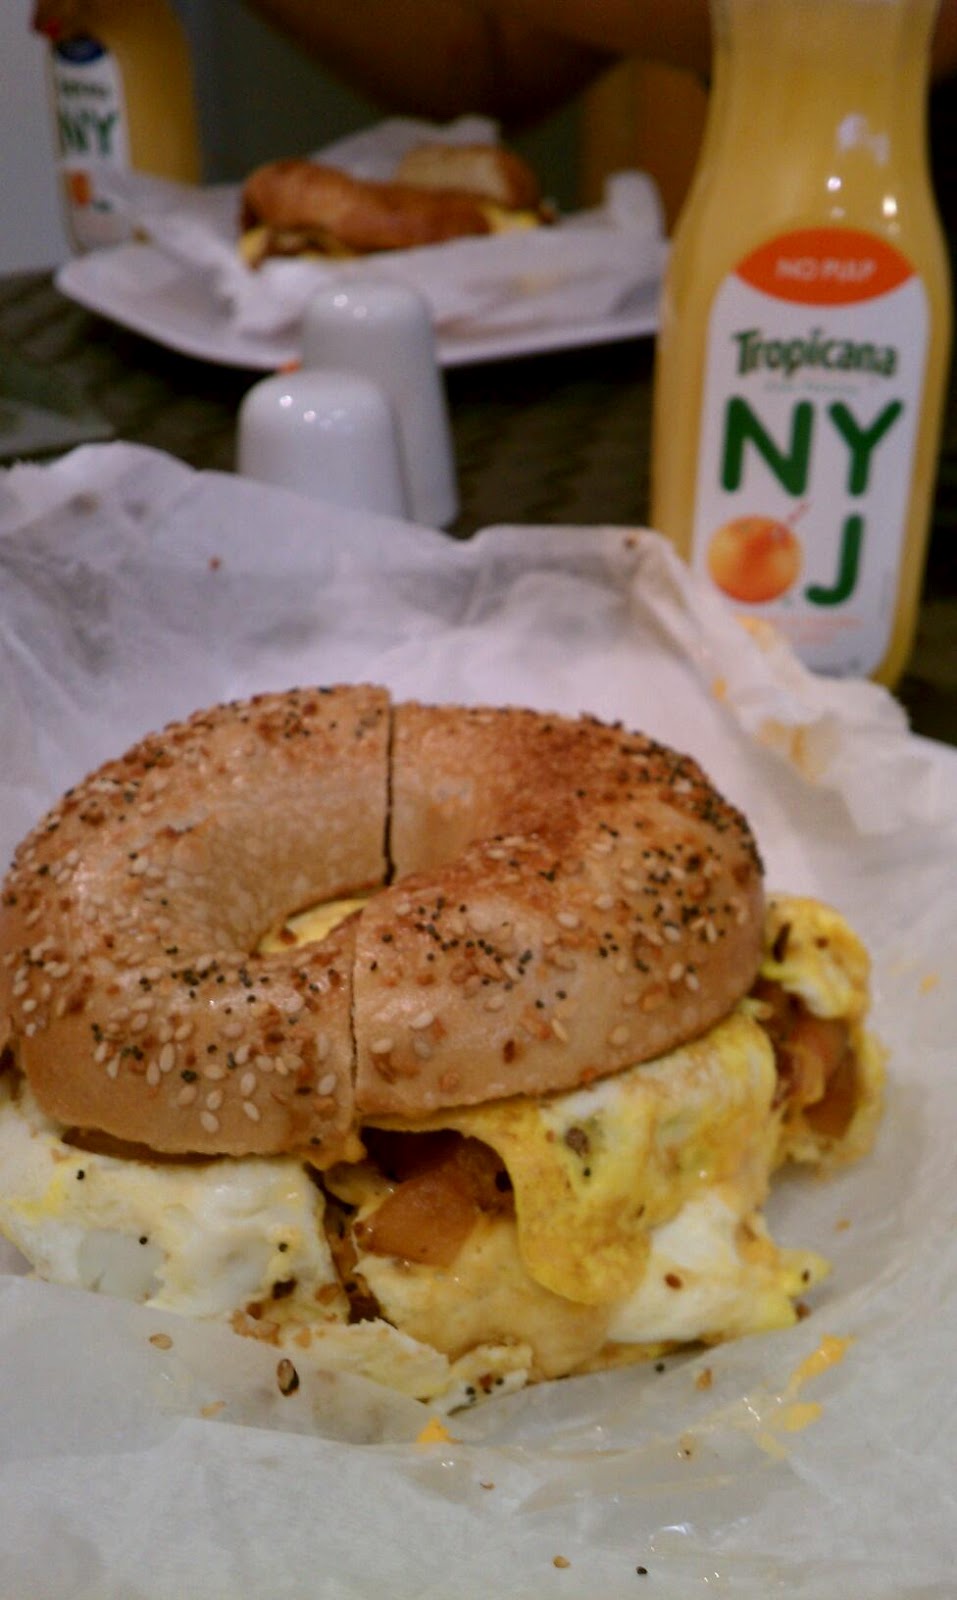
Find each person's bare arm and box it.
[243,0,620,127]
[244,0,957,129]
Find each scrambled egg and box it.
[0,895,884,1409]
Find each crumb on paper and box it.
[200,1400,226,1419]
[208,555,222,572]
[711,675,729,701]
[835,1217,851,1232]
[276,1357,300,1395]
[677,1433,695,1458]
[416,1415,457,1445]
[695,1366,713,1391]
[552,1555,571,1569]
[920,971,940,994]
[148,1332,173,1350]
[479,1480,495,1491]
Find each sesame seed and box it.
[370,1037,394,1054]
[242,1101,261,1122]
[413,1037,433,1059]
[663,924,682,943]
[316,1033,331,1062]
[409,1010,434,1030]
[130,1013,149,1033]
[668,962,685,982]
[106,1057,120,1079]
[609,1024,630,1046]
[177,1084,197,1107]
[483,992,506,1012]
[317,1072,336,1096]
[255,1055,274,1073]
[21,998,37,1014]
[146,1062,161,1087]
[556,910,580,930]
[173,1023,193,1042]
[205,1090,223,1111]
[159,1043,176,1073]
[593,893,615,911]
[240,1072,257,1097]
[200,1111,220,1134]
[203,1063,226,1080]
[551,1017,569,1042]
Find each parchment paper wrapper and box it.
[91,116,666,342]
[0,443,955,1599]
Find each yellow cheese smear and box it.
[260,897,369,951]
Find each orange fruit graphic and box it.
[706,515,802,603]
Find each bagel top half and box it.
[0,687,764,1162]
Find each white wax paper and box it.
[0,443,955,1599]
[91,116,666,341]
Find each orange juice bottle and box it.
[650,0,952,686]
[34,0,201,251]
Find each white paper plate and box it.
[55,241,660,372]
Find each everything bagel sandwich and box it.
[0,688,884,1412]
[239,141,550,266]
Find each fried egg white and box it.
[0,895,882,1410]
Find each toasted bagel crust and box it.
[0,687,389,1160]
[394,143,543,211]
[356,704,764,1116]
[240,160,495,257]
[0,690,764,1158]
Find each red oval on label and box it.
[736,228,914,305]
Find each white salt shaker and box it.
[236,368,409,519]
[300,278,459,529]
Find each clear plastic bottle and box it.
[34,0,201,251]
[650,0,952,686]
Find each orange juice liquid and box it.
[650,0,952,686]
[41,0,200,250]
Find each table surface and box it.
[2,268,955,747]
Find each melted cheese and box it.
[384,1011,780,1306]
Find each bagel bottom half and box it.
[0,892,884,1412]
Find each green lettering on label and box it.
[721,397,813,495]
[805,515,864,606]
[828,400,903,495]
[58,107,120,158]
